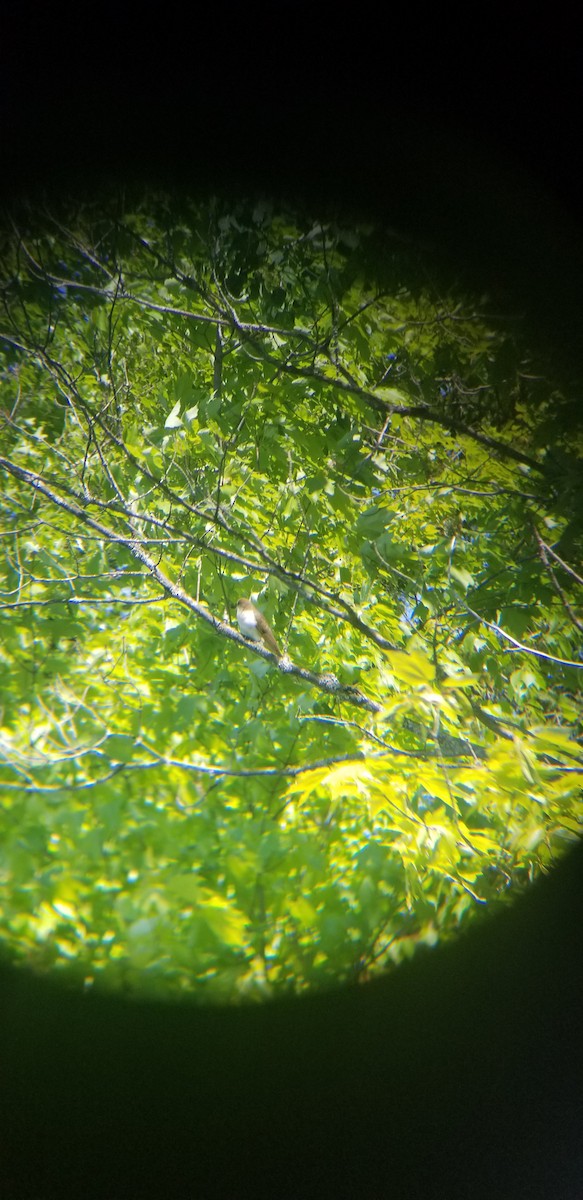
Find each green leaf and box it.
[356,506,395,538]
[164,400,183,428]
[1,191,581,1005]
[199,898,249,946]
[528,726,580,755]
[441,672,481,688]
[104,734,136,763]
[385,650,436,686]
[449,566,474,590]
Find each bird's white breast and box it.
[237,608,260,639]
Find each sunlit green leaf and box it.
[0,191,581,1005]
[385,650,436,686]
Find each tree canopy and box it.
[1,191,582,1002]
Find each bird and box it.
[236,598,281,658]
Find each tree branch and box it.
[0,455,382,712]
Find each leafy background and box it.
[1,192,582,1001]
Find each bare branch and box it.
[0,455,383,713]
[464,603,583,670]
[532,525,583,635]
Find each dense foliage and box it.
[1,192,582,1002]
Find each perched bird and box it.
[236,598,281,658]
